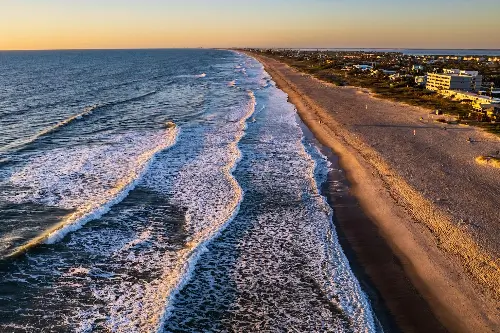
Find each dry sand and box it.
[244,52,500,333]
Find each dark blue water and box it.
[0,49,376,332]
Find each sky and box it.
[1,0,499,50]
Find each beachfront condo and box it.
[426,69,483,92]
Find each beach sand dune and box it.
[245,52,500,333]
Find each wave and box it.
[0,104,100,153]
[263,71,376,329]
[0,156,11,165]
[301,140,377,331]
[155,91,256,332]
[58,91,258,332]
[172,74,207,80]
[7,125,179,257]
[274,75,376,330]
[156,69,376,331]
[109,90,157,106]
[0,91,157,154]
[234,66,247,75]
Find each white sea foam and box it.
[155,91,256,329]
[253,74,375,331]
[66,267,90,276]
[163,59,376,331]
[0,52,377,332]
[7,126,179,248]
[46,91,258,332]
[269,75,374,331]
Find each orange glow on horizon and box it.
[1,1,499,51]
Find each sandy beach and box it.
[244,52,500,332]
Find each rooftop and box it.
[454,91,500,102]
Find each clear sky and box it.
[1,0,499,50]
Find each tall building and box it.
[426,69,482,92]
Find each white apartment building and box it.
[426,69,483,92]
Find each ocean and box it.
[0,49,376,332]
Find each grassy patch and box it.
[475,156,500,168]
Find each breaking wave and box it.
[7,125,179,256]
[0,91,157,154]
[156,91,256,331]
[0,105,100,153]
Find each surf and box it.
[0,104,100,153]
[6,125,179,258]
[153,91,256,332]
[55,91,258,332]
[0,91,157,155]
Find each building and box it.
[415,76,426,86]
[463,56,486,61]
[372,69,397,75]
[481,104,500,118]
[388,73,413,81]
[426,69,482,92]
[440,90,500,111]
[353,64,373,71]
[443,69,479,76]
[412,64,424,71]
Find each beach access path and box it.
[244,52,500,333]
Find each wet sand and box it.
[243,52,500,333]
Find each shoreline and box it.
[242,51,500,332]
[299,119,446,332]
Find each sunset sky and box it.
[1,0,499,50]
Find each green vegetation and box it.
[476,155,500,168]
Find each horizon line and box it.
[1,47,499,52]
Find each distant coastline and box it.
[289,48,500,56]
[1,48,500,57]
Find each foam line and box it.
[107,90,157,106]
[7,125,180,258]
[155,91,256,333]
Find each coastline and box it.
[299,120,445,333]
[241,51,500,332]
